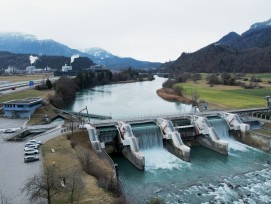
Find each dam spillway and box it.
[112,120,271,204]
[85,114,271,203]
[131,124,163,150]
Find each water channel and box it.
[66,76,271,204]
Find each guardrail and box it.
[89,107,269,126]
[26,124,58,130]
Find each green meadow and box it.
[0,89,52,104]
[175,81,271,109]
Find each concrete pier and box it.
[156,118,190,161]
[116,122,145,170]
[192,115,228,155]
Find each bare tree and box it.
[191,91,200,106]
[65,169,84,204]
[21,165,61,204]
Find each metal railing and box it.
[88,107,269,126]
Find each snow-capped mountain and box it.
[0,32,83,57]
[84,47,161,69]
[0,32,161,69]
[166,18,271,73]
[249,18,271,31]
[84,47,114,59]
[216,18,271,50]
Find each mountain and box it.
[0,32,161,69]
[84,47,161,69]
[0,51,94,70]
[84,47,114,60]
[0,32,84,57]
[167,18,271,73]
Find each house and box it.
[2,98,43,118]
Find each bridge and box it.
[89,107,269,127]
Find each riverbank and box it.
[156,87,193,104]
[156,87,228,110]
[42,131,124,203]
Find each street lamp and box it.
[78,106,90,125]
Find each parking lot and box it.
[0,118,27,131]
[0,118,62,204]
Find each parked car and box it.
[24,156,39,163]
[25,142,39,147]
[25,143,34,147]
[4,128,15,133]
[29,139,42,145]
[24,149,39,155]
[24,145,38,151]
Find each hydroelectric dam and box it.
[82,107,267,170]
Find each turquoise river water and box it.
[66,76,271,204]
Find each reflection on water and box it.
[66,76,194,117]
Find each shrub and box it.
[173,85,184,96]
[70,141,76,148]
[162,79,175,88]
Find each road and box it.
[0,77,59,94]
[0,118,63,204]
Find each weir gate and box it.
[84,107,269,170]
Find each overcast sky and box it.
[0,0,271,62]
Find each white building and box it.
[62,64,72,72]
[5,66,18,74]
[26,66,36,73]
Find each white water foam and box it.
[208,118,250,153]
[143,148,190,171]
[158,165,271,204]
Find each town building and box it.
[62,64,72,72]
[5,66,18,74]
[2,98,43,118]
[25,65,37,73]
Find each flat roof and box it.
[3,97,43,105]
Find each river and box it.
[66,76,194,118]
[66,76,271,204]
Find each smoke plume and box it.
[71,54,79,64]
[29,55,38,65]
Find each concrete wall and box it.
[233,130,271,152]
[196,135,228,155]
[163,140,190,162]
[121,146,145,170]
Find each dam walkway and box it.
[90,107,269,127]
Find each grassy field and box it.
[175,80,271,109]
[0,89,53,104]
[245,73,271,80]
[0,74,53,82]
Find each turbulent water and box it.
[113,120,271,204]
